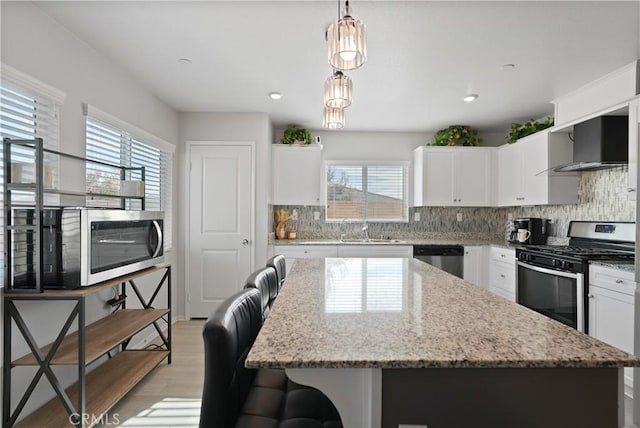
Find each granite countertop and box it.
[590,261,636,273]
[246,257,640,369]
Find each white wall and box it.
[1,2,179,421]
[178,112,273,317]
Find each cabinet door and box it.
[422,149,456,205]
[274,245,338,270]
[272,145,322,205]
[629,98,639,201]
[456,150,492,206]
[463,246,483,287]
[497,144,520,206]
[338,245,412,258]
[520,133,549,206]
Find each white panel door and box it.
[189,144,253,318]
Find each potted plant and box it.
[506,116,554,143]
[281,125,312,145]
[429,125,481,146]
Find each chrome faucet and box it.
[361,221,369,241]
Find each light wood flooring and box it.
[96,320,205,428]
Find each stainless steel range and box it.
[515,221,635,333]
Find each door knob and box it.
[242,239,249,245]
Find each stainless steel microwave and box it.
[11,208,164,289]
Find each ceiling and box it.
[34,1,640,133]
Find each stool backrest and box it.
[244,266,278,320]
[266,254,286,291]
[200,288,262,428]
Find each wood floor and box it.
[96,320,205,428]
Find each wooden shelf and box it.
[12,309,169,366]
[16,350,169,428]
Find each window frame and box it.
[324,160,410,223]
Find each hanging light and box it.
[327,0,367,71]
[324,71,353,108]
[323,106,345,129]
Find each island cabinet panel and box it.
[269,244,338,270]
[588,265,636,393]
[463,246,484,288]
[413,146,493,207]
[496,131,578,207]
[488,246,516,301]
[272,143,323,205]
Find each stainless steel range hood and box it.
[553,115,629,172]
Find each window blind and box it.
[0,84,61,287]
[326,163,408,222]
[85,117,173,250]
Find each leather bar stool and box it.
[244,266,278,320]
[266,254,286,292]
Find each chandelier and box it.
[324,71,352,108]
[323,106,345,129]
[327,0,367,71]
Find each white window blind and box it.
[326,162,408,222]
[0,83,61,287]
[85,117,173,250]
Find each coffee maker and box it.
[508,218,549,245]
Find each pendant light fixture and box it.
[324,70,353,108]
[323,106,345,129]
[327,0,367,71]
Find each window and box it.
[0,67,64,287]
[325,162,408,222]
[85,116,173,250]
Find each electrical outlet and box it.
[507,212,513,220]
[414,212,421,222]
[291,209,298,220]
[456,212,463,222]
[313,211,320,221]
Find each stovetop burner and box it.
[522,245,634,259]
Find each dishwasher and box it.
[413,245,464,278]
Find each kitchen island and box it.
[246,257,640,428]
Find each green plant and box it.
[429,125,481,146]
[507,116,554,143]
[281,125,312,145]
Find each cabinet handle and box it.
[628,188,636,193]
[616,279,624,284]
[465,252,469,255]
[500,254,506,258]
[588,294,595,299]
[500,274,506,278]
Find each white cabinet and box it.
[270,245,338,271]
[588,265,635,394]
[488,246,516,302]
[497,130,579,207]
[413,147,493,207]
[338,245,412,258]
[463,246,484,288]
[272,144,323,205]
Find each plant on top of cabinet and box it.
[428,125,481,146]
[506,116,554,143]
[282,125,312,145]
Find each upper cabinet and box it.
[497,131,579,207]
[413,146,493,207]
[272,144,323,205]
[628,98,639,201]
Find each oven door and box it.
[516,261,585,332]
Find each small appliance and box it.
[507,218,549,245]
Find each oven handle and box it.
[517,261,578,279]
[152,220,163,257]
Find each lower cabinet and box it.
[488,246,516,302]
[270,245,338,270]
[463,246,484,288]
[588,265,635,395]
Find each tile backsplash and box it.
[274,167,635,241]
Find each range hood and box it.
[553,115,628,172]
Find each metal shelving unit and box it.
[2,137,146,292]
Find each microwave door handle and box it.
[98,239,136,244]
[152,220,163,257]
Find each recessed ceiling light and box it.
[501,63,515,70]
[269,92,283,100]
[178,58,192,65]
[463,94,478,103]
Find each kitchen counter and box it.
[247,257,638,369]
[590,260,635,273]
[270,237,511,247]
[247,257,637,427]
